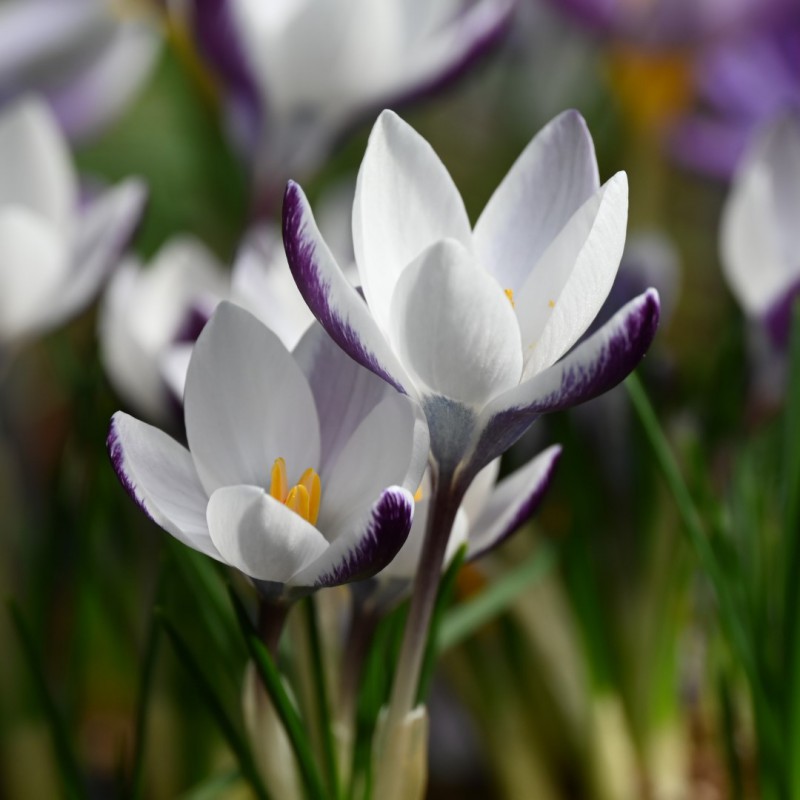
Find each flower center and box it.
[504,288,515,308]
[269,458,321,525]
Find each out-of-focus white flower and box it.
[109,302,429,598]
[102,180,358,420]
[721,112,800,348]
[0,0,161,142]
[187,0,514,202]
[285,109,660,490]
[0,97,146,345]
[100,237,228,422]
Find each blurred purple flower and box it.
[0,0,161,143]
[548,0,782,47]
[671,5,800,178]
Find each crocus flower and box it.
[372,446,562,601]
[0,0,161,142]
[99,237,228,422]
[671,4,800,179]
[285,109,660,491]
[720,112,800,349]
[187,0,514,207]
[0,96,146,345]
[108,301,429,598]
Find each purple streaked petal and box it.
[293,487,414,588]
[763,276,800,349]
[107,411,220,559]
[283,180,414,396]
[467,445,561,561]
[189,0,262,156]
[472,289,660,468]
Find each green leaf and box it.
[158,612,270,800]
[8,600,87,800]
[228,588,329,800]
[437,544,557,654]
[302,598,341,799]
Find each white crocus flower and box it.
[188,0,514,200]
[284,109,660,490]
[99,237,228,422]
[721,112,800,349]
[0,96,146,346]
[109,301,429,598]
[0,0,160,143]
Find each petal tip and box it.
[107,413,154,523]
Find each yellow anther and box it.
[414,486,424,502]
[299,468,322,525]
[548,299,555,309]
[504,288,515,308]
[286,485,311,521]
[270,458,288,503]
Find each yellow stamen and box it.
[414,486,424,502]
[286,485,311,521]
[504,288,515,308]
[299,468,322,525]
[548,299,555,309]
[270,457,288,503]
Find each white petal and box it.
[353,110,472,328]
[184,302,321,494]
[207,485,329,583]
[389,238,522,406]
[108,412,219,559]
[159,343,193,407]
[474,110,600,292]
[517,172,628,378]
[721,114,800,316]
[0,207,67,340]
[461,457,501,524]
[231,224,314,350]
[320,392,426,534]
[0,96,77,233]
[468,445,561,560]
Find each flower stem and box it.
[373,469,462,797]
[257,597,290,656]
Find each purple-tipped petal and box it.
[468,445,561,561]
[282,181,414,396]
[107,411,220,559]
[293,487,415,588]
[473,289,660,467]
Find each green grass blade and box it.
[302,597,341,799]
[625,373,782,758]
[228,589,328,800]
[438,544,556,653]
[177,769,242,800]
[8,600,87,800]
[158,613,270,800]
